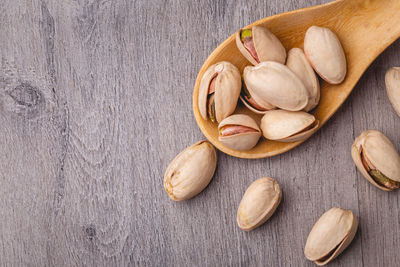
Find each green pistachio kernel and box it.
[210,101,216,123]
[240,29,252,41]
[369,170,399,188]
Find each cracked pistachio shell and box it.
[237,177,282,231]
[385,67,400,117]
[287,48,320,111]
[243,62,309,111]
[198,61,241,123]
[260,110,319,142]
[239,94,275,115]
[218,114,261,151]
[305,207,358,266]
[235,25,286,65]
[351,130,400,191]
[304,26,347,84]
[164,141,217,201]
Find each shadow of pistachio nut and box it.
[385,67,400,117]
[164,141,217,201]
[218,114,261,151]
[304,26,347,84]
[243,62,309,111]
[287,48,320,112]
[260,110,319,142]
[305,207,358,266]
[237,177,282,231]
[198,61,241,123]
[351,130,400,191]
[235,25,286,66]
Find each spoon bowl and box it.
[192,0,400,159]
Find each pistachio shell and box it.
[198,61,241,123]
[351,130,400,191]
[240,95,274,114]
[235,25,286,65]
[305,207,358,266]
[260,110,319,142]
[243,62,309,111]
[304,26,347,84]
[385,67,400,117]
[237,177,282,231]
[164,141,217,201]
[218,114,261,151]
[287,48,320,111]
[240,83,276,114]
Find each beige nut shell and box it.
[351,130,400,191]
[218,114,261,151]
[287,48,320,111]
[385,67,400,117]
[243,61,309,111]
[305,207,358,266]
[260,110,319,142]
[235,25,286,65]
[304,26,347,84]
[237,177,282,231]
[239,94,276,115]
[198,61,241,123]
[164,141,217,201]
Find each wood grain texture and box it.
[0,0,399,266]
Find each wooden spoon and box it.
[192,0,400,159]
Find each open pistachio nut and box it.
[164,141,217,201]
[287,48,320,112]
[240,81,276,115]
[240,83,276,114]
[198,61,241,123]
[260,110,319,142]
[351,130,400,191]
[218,114,261,151]
[237,177,282,231]
[243,61,309,111]
[305,207,358,266]
[385,67,400,117]
[235,25,286,65]
[304,26,347,84]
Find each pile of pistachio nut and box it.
[199,25,347,150]
[164,23,400,265]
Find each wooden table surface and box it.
[1,0,400,266]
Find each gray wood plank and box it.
[0,0,399,266]
[0,1,63,266]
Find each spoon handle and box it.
[334,0,400,65]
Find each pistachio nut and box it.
[164,141,217,201]
[305,207,358,266]
[235,25,286,65]
[287,48,320,111]
[218,114,261,151]
[260,110,319,142]
[240,83,276,114]
[351,130,400,191]
[385,67,400,117]
[243,61,309,111]
[199,61,241,123]
[304,26,347,84]
[237,177,282,231]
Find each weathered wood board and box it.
[0,0,399,266]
